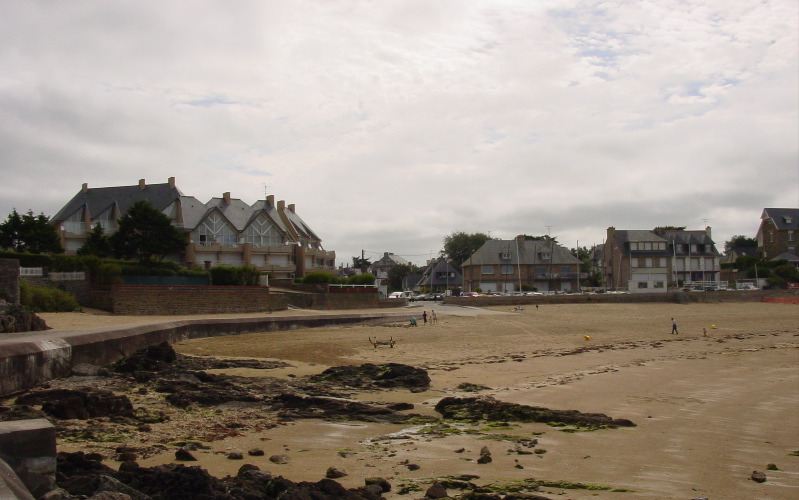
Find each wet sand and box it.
[42,301,799,499]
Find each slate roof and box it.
[462,238,580,266]
[53,182,183,221]
[418,258,463,287]
[762,208,799,230]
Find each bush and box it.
[96,263,124,286]
[347,273,376,285]
[209,265,261,286]
[19,281,80,312]
[300,272,343,284]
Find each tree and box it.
[109,201,186,262]
[352,255,371,273]
[388,263,417,290]
[443,231,492,266]
[570,245,601,287]
[724,235,757,255]
[0,209,63,254]
[77,223,112,258]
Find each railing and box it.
[20,267,43,276]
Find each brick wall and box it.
[0,259,19,305]
[105,285,286,315]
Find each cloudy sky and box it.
[1,1,797,267]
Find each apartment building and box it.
[51,178,335,282]
[756,208,799,263]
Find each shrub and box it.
[19,281,80,312]
[347,273,376,285]
[209,265,240,285]
[96,263,124,286]
[300,272,342,284]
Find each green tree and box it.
[388,263,417,290]
[724,235,757,255]
[0,209,63,254]
[352,255,371,273]
[443,231,492,266]
[347,273,377,285]
[77,223,113,258]
[109,201,186,262]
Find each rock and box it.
[15,388,134,420]
[40,488,73,500]
[387,402,414,411]
[227,451,244,460]
[269,455,290,464]
[751,470,767,483]
[425,482,448,498]
[435,395,635,428]
[110,342,177,373]
[454,448,465,453]
[310,363,431,392]
[363,484,384,497]
[0,307,50,333]
[118,462,139,473]
[0,404,48,421]
[87,492,134,500]
[767,463,779,471]
[477,446,492,464]
[365,477,392,492]
[237,464,260,475]
[406,463,420,471]
[174,449,197,461]
[326,466,348,478]
[247,448,264,456]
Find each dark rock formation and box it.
[309,363,431,392]
[434,396,635,428]
[15,388,134,420]
[0,305,50,333]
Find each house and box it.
[416,257,462,293]
[51,178,335,283]
[461,235,580,293]
[756,208,799,264]
[602,226,721,292]
[369,252,411,281]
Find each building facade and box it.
[602,226,721,292]
[756,208,798,263]
[51,178,335,282]
[461,235,580,293]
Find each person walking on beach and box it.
[422,311,428,325]
[431,310,437,324]
[671,317,679,335]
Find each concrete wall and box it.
[0,259,20,305]
[0,311,410,397]
[0,419,55,498]
[444,290,772,307]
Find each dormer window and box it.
[538,252,551,260]
[500,252,511,260]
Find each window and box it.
[244,214,283,248]
[638,282,649,288]
[64,210,85,234]
[789,231,795,242]
[631,258,639,268]
[659,258,667,267]
[630,243,638,251]
[769,231,773,243]
[499,252,511,260]
[644,242,652,250]
[645,257,653,267]
[481,265,494,274]
[658,242,666,250]
[501,265,514,275]
[195,212,237,246]
[654,281,665,288]
[538,252,551,260]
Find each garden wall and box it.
[102,285,286,315]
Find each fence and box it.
[49,272,86,281]
[19,268,43,277]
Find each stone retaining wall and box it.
[104,285,287,315]
[444,290,771,307]
[0,259,20,305]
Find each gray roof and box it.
[762,208,799,230]
[53,182,183,221]
[463,238,580,267]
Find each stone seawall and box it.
[444,290,772,307]
[0,312,410,398]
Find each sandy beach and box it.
[39,301,799,499]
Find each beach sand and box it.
[41,301,799,499]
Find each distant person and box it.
[431,310,437,324]
[671,317,679,335]
[422,311,428,325]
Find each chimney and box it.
[515,234,526,249]
[267,194,275,208]
[288,203,295,213]
[81,183,88,193]
[168,177,175,188]
[223,192,231,205]
[278,200,285,210]
[139,179,146,190]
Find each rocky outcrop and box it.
[309,363,431,392]
[0,305,49,333]
[434,396,635,428]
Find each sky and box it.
[1,1,797,268]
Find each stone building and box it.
[756,208,799,265]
